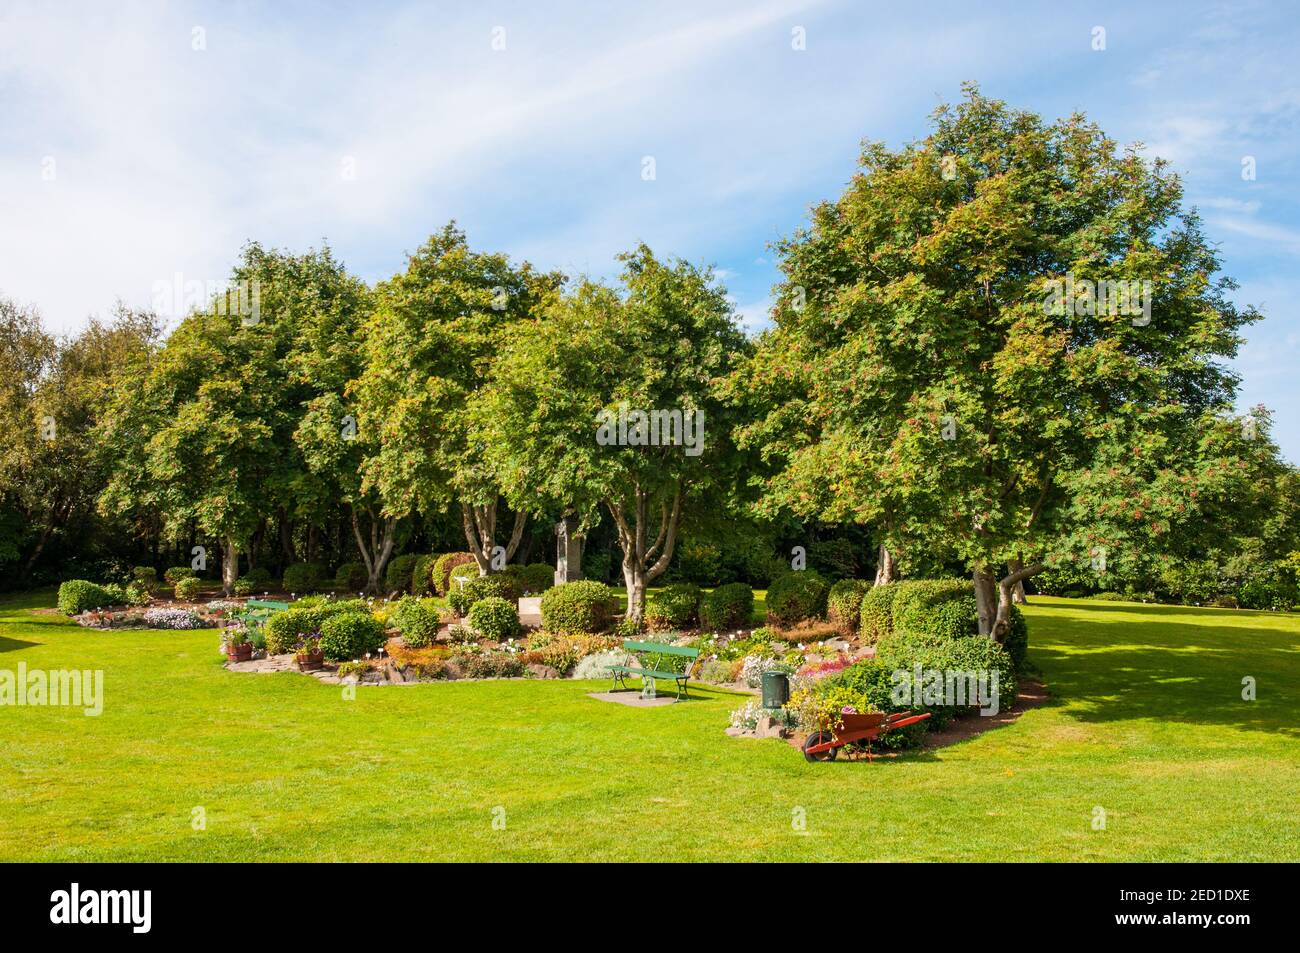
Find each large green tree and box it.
[100,244,368,593]
[484,246,749,622]
[740,85,1264,639]
[353,223,562,576]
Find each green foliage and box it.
[765,571,828,627]
[174,576,203,601]
[233,577,255,597]
[738,85,1268,631]
[827,579,872,636]
[433,552,474,596]
[503,562,554,595]
[808,539,857,579]
[644,583,701,630]
[411,554,440,596]
[282,562,326,594]
[480,244,750,623]
[244,566,273,588]
[699,582,754,630]
[391,596,441,648]
[448,573,518,616]
[131,567,158,592]
[164,567,195,585]
[467,596,522,641]
[262,599,369,654]
[385,554,419,594]
[318,612,386,661]
[58,580,117,615]
[334,562,368,592]
[540,580,617,634]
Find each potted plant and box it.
[224,625,253,662]
[295,633,325,671]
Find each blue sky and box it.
[2,0,1297,459]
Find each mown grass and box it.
[0,591,1295,861]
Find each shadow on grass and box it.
[0,634,39,653]
[1028,603,1299,737]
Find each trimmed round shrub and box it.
[645,583,702,630]
[699,582,754,630]
[244,566,273,588]
[541,581,617,634]
[765,571,828,627]
[860,582,900,642]
[164,566,195,585]
[385,554,419,594]
[318,612,386,661]
[449,574,517,616]
[174,576,203,601]
[433,552,475,596]
[827,579,872,636]
[282,562,326,594]
[58,580,116,615]
[334,561,368,592]
[263,599,369,654]
[233,576,256,597]
[412,554,441,596]
[504,562,554,595]
[131,567,158,592]
[467,596,522,640]
[391,596,441,648]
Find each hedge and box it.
[334,561,368,592]
[540,581,616,634]
[432,552,475,596]
[504,562,554,595]
[827,578,872,636]
[282,562,327,594]
[765,571,829,627]
[58,580,117,615]
[412,554,441,596]
[384,554,419,594]
[448,573,518,616]
[859,582,900,642]
[174,576,203,601]
[645,583,701,630]
[699,582,754,630]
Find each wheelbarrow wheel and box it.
[802,730,838,762]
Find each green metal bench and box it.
[238,599,290,632]
[608,639,700,699]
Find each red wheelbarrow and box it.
[802,710,931,762]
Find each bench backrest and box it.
[246,600,290,611]
[622,639,699,658]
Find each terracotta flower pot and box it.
[227,642,253,662]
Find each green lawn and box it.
[1,591,1296,861]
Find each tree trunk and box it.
[349,504,397,595]
[222,537,239,595]
[973,566,999,637]
[461,500,526,575]
[873,544,897,586]
[622,562,647,625]
[606,480,683,625]
[1008,556,1028,604]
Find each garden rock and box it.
[527,663,559,679]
